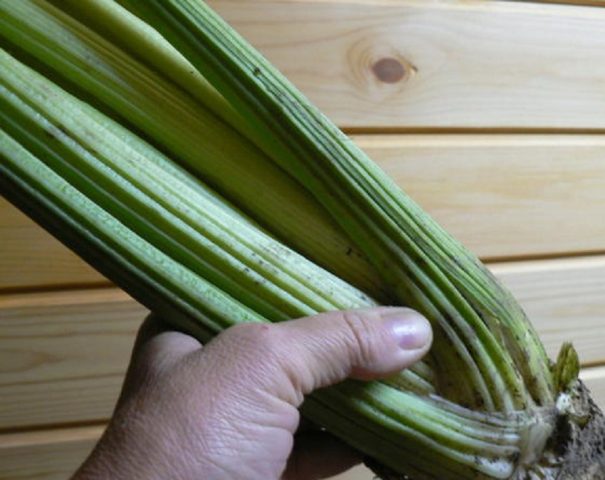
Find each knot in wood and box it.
[372,57,406,84]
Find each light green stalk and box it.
[0,0,386,298]
[0,48,539,478]
[0,47,372,323]
[121,0,555,413]
[0,0,583,477]
[48,0,250,139]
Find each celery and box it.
[1,47,529,477]
[0,0,385,298]
[1,1,603,478]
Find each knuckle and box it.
[220,322,285,367]
[219,323,304,403]
[341,311,380,367]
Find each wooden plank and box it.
[207,0,605,130]
[335,465,373,480]
[527,1,605,7]
[359,135,605,259]
[0,197,106,291]
[2,134,604,289]
[1,366,604,480]
[0,425,366,480]
[0,425,102,480]
[582,366,605,404]
[492,256,605,364]
[0,289,145,430]
[0,255,604,430]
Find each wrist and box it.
[72,414,160,480]
[72,428,133,480]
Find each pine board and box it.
[1,255,604,430]
[2,135,604,290]
[0,198,106,291]
[1,366,604,480]
[582,366,605,404]
[0,425,102,480]
[358,135,605,260]
[0,289,145,430]
[208,0,605,129]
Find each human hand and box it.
[73,307,432,480]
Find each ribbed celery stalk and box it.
[120,0,552,412]
[0,48,536,478]
[0,48,371,324]
[115,0,602,477]
[50,0,290,174]
[0,40,427,394]
[50,0,252,143]
[2,0,603,478]
[0,0,386,298]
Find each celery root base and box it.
[365,381,605,480]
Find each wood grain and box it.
[491,256,605,364]
[582,366,605,404]
[0,289,145,430]
[2,134,604,290]
[1,365,604,480]
[207,0,605,130]
[1,255,604,430]
[358,135,605,260]
[527,1,605,7]
[0,425,102,480]
[0,198,107,291]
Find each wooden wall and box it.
[1,1,604,478]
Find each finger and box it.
[277,307,432,386]
[131,313,171,354]
[282,431,361,480]
[115,315,200,406]
[130,314,202,376]
[133,313,202,359]
[278,307,431,389]
[214,307,432,405]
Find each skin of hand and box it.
[73,307,432,480]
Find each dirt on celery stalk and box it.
[365,380,605,480]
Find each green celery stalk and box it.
[0,0,386,299]
[0,47,534,478]
[3,1,600,478]
[121,0,553,413]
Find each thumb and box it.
[213,307,432,406]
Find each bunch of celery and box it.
[1,1,603,478]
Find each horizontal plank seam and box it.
[578,360,605,369]
[0,420,106,439]
[480,249,605,265]
[518,1,605,8]
[3,251,605,297]
[0,281,113,296]
[0,372,125,389]
[343,127,605,135]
